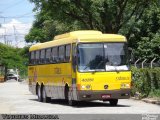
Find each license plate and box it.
[101,94,111,99]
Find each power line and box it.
[0,22,32,25]
[0,0,25,12]
[4,15,33,18]
[3,12,33,18]
[0,34,27,36]
[0,12,34,24]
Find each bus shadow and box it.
[30,99,130,108]
[73,101,130,108]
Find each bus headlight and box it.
[81,85,85,89]
[81,85,91,90]
[121,83,130,88]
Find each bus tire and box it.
[68,90,76,106]
[64,86,69,101]
[109,99,118,106]
[37,85,42,102]
[42,86,51,103]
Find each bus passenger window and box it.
[46,48,51,63]
[65,44,71,62]
[35,51,40,64]
[31,51,35,65]
[59,46,65,62]
[52,47,58,63]
[29,52,31,64]
[40,49,45,64]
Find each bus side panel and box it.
[35,63,72,99]
[28,66,37,95]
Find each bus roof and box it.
[29,30,126,51]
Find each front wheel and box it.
[67,89,76,106]
[109,99,118,106]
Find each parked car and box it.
[7,73,19,81]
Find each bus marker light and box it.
[101,94,111,99]
[77,84,81,90]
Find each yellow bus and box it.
[28,30,131,106]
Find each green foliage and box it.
[131,67,160,98]
[149,90,160,99]
[0,43,29,78]
[26,1,157,38]
[26,0,160,60]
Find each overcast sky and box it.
[0,0,35,48]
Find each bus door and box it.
[71,43,78,100]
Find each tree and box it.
[0,43,29,79]
[26,0,160,60]
[26,0,157,42]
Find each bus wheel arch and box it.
[64,83,76,106]
[36,83,39,95]
[64,84,69,100]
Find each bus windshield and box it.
[78,43,129,72]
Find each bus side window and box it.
[52,47,58,63]
[29,52,31,64]
[31,51,35,65]
[35,50,40,64]
[46,48,51,63]
[65,44,71,62]
[59,46,65,62]
[39,50,41,64]
[40,49,45,64]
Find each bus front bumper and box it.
[77,89,131,101]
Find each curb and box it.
[131,97,160,105]
[142,99,160,105]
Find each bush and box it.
[149,89,160,99]
[131,67,160,99]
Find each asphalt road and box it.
[0,80,160,114]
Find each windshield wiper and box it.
[83,63,90,70]
[95,60,105,70]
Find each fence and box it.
[131,58,160,98]
[133,58,160,68]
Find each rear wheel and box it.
[64,86,69,101]
[109,99,118,106]
[37,85,42,102]
[42,86,51,103]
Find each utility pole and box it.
[1,27,11,45]
[4,27,7,44]
[13,25,18,47]
[0,15,7,44]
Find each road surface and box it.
[0,80,160,114]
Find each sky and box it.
[0,0,35,48]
